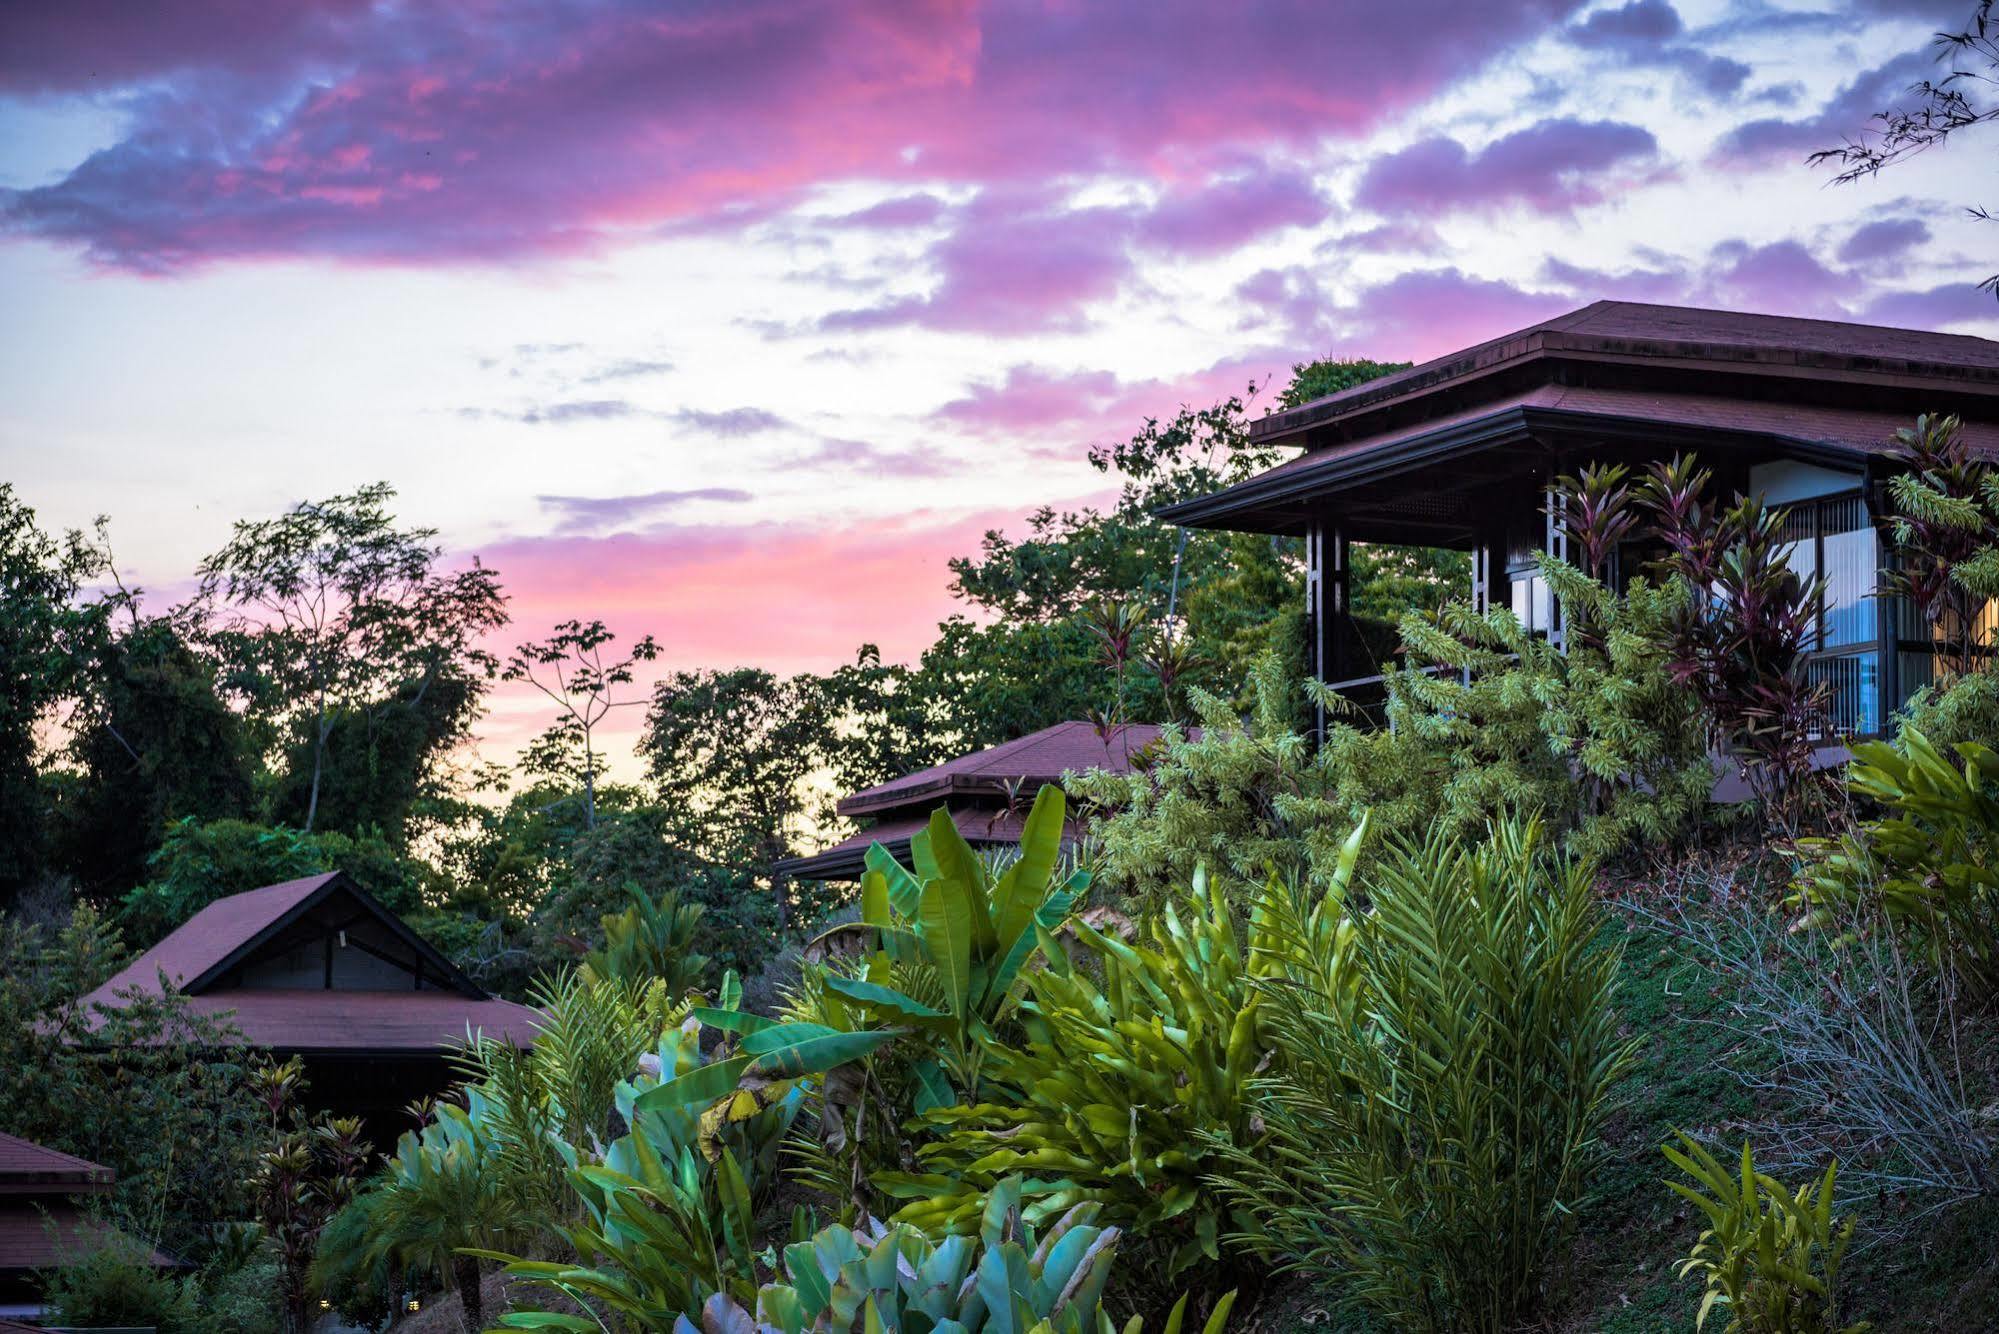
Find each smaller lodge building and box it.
[776,720,1173,882]
[74,872,540,1130]
[0,1133,178,1317]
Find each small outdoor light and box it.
[319,1299,332,1311]
[407,1297,422,1313]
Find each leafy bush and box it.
[0,903,271,1248]
[1898,661,1999,756]
[42,1240,202,1333]
[883,829,1366,1288]
[1663,1135,1868,1334]
[1211,819,1634,1334]
[119,816,430,946]
[580,882,711,996]
[1792,729,1999,994]
[1068,656,1360,910]
[1353,553,1711,863]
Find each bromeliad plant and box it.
[1791,729,1999,995]
[691,1178,1236,1334]
[880,825,1368,1285]
[1663,1135,1868,1334]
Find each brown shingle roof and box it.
[70,873,543,1053]
[1254,300,1999,446]
[0,1203,180,1272]
[165,989,544,1052]
[0,1132,112,1194]
[85,872,340,1000]
[774,807,1045,882]
[839,721,1173,817]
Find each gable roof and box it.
[838,721,1174,817]
[0,1131,113,1195]
[774,805,1050,882]
[1251,300,1999,450]
[82,872,482,1005]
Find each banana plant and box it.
[813,785,1091,1104]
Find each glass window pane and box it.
[1822,527,1877,648]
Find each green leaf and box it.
[864,843,926,920]
[824,974,953,1028]
[631,1054,751,1111]
[922,875,976,1017]
[747,1027,904,1080]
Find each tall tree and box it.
[1812,1,1998,293]
[638,667,833,872]
[0,486,106,899]
[197,484,507,833]
[503,619,659,830]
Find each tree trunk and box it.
[305,707,330,833]
[583,750,596,831]
[454,1253,483,1329]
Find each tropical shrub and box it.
[1636,456,1828,824]
[1360,551,1712,863]
[41,1239,202,1334]
[1897,661,1999,756]
[119,816,431,947]
[881,828,1367,1288]
[1663,1135,1868,1334]
[0,903,270,1249]
[580,882,711,996]
[1068,656,1363,909]
[246,1058,371,1334]
[776,788,1088,1218]
[1792,729,1999,994]
[698,1179,1236,1334]
[1877,412,1999,678]
[476,975,897,1326]
[1211,819,1634,1334]
[812,786,1088,1102]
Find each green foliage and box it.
[0,902,271,1246]
[884,831,1365,1287]
[41,1239,202,1334]
[699,1179,1237,1334]
[642,665,835,872]
[55,609,255,899]
[1663,1135,1868,1334]
[1877,413,1999,677]
[814,787,1088,1101]
[198,481,507,835]
[1351,554,1712,863]
[118,816,431,947]
[1897,661,1999,755]
[1069,657,1355,910]
[478,983,887,1327]
[0,483,106,895]
[246,1058,372,1333]
[580,883,712,996]
[1212,819,1635,1334]
[1276,356,1411,409]
[1792,729,1999,994]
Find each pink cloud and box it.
[1,0,1587,272]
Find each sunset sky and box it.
[4,0,1997,763]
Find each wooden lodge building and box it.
[775,720,1175,881]
[0,1133,178,1316]
[1160,301,1999,740]
[73,872,540,1129]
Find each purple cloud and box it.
[0,0,1589,273]
[670,407,790,437]
[1715,53,1931,164]
[1357,118,1661,218]
[538,487,754,532]
[798,437,962,478]
[1838,217,1932,264]
[1568,0,1682,47]
[1136,168,1331,256]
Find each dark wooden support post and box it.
[1304,516,1351,742]
[323,932,334,990]
[1543,478,1569,654]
